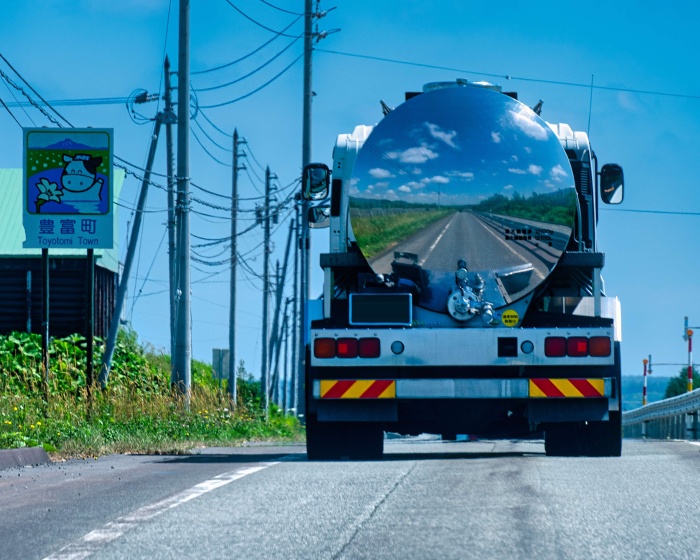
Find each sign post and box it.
[23,128,114,404]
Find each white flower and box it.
[36,178,62,203]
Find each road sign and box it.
[23,128,114,249]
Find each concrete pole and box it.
[99,118,163,386]
[298,0,314,422]
[642,358,648,406]
[261,167,271,414]
[228,130,239,407]
[291,209,299,415]
[687,329,694,393]
[173,0,192,402]
[164,56,178,380]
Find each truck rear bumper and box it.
[313,377,614,400]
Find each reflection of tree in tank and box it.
[471,189,576,227]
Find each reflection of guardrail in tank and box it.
[622,390,700,440]
[474,212,570,252]
[350,207,433,217]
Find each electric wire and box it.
[259,0,303,16]
[192,116,232,152]
[129,226,168,318]
[192,13,302,75]
[191,126,231,167]
[2,78,35,125]
[198,53,303,109]
[315,48,700,101]
[0,95,22,128]
[224,0,301,37]
[193,34,302,93]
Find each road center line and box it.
[43,461,280,560]
[418,214,455,267]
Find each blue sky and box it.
[1,1,699,387]
[351,85,575,206]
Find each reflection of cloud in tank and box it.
[528,164,543,175]
[369,167,395,179]
[386,146,439,164]
[550,164,568,181]
[447,171,474,180]
[503,184,513,190]
[508,106,549,140]
[425,122,458,148]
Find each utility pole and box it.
[292,202,300,415]
[282,307,290,413]
[228,130,240,407]
[99,117,163,386]
[173,0,192,402]
[642,358,648,406]
[164,56,178,379]
[261,167,272,414]
[298,0,314,422]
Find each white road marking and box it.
[43,462,279,560]
[473,215,546,281]
[418,214,455,267]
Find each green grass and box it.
[352,209,452,258]
[0,328,303,458]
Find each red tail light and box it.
[336,338,358,358]
[567,337,589,357]
[358,337,381,358]
[589,336,611,357]
[314,338,336,359]
[544,337,566,357]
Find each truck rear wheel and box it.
[306,415,384,461]
[544,413,622,457]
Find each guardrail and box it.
[622,388,700,440]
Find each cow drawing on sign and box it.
[33,153,105,214]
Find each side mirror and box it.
[308,205,330,229]
[302,163,331,201]
[600,164,624,204]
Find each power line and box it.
[0,94,22,128]
[224,0,301,37]
[193,34,302,93]
[192,13,303,75]
[259,0,303,16]
[198,53,303,109]
[315,48,700,100]
[602,208,700,217]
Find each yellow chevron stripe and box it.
[342,380,374,398]
[320,380,338,398]
[551,379,580,397]
[529,381,548,398]
[377,381,396,399]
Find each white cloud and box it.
[491,131,501,144]
[369,167,394,179]
[528,164,543,175]
[387,146,439,164]
[426,122,458,148]
[550,164,568,181]
[423,175,449,184]
[508,168,527,175]
[372,181,389,189]
[398,185,411,193]
[447,171,474,180]
[503,184,513,190]
[509,106,549,141]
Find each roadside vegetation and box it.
[352,209,452,259]
[664,367,700,399]
[0,328,303,458]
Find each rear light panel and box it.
[314,337,381,359]
[545,335,611,358]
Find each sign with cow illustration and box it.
[23,128,114,249]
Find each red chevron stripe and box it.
[569,378,603,397]
[532,378,565,397]
[360,380,394,399]
[322,380,356,399]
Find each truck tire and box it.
[584,412,622,457]
[305,414,342,461]
[545,414,622,457]
[306,416,384,461]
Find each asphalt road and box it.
[369,211,551,283]
[2,439,699,560]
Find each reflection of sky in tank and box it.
[350,86,575,206]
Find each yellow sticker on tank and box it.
[501,310,519,327]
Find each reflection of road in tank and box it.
[367,212,457,275]
[366,210,565,301]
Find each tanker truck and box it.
[301,80,624,459]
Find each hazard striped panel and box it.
[529,378,605,398]
[319,379,396,399]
